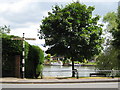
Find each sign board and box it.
[25,38,36,40]
[11,38,36,40]
[11,38,24,40]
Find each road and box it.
[1,82,119,88]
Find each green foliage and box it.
[103,12,117,33]
[1,27,44,78]
[24,42,29,60]
[83,59,87,63]
[25,45,34,78]
[96,46,120,70]
[103,7,120,49]
[103,6,120,62]
[2,34,23,76]
[26,45,44,78]
[0,25,10,34]
[40,2,103,62]
[2,34,23,55]
[113,6,120,49]
[45,54,51,61]
[36,64,43,78]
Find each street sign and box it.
[11,38,24,40]
[25,38,36,40]
[11,33,36,79]
[11,38,36,40]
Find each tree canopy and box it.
[96,6,120,72]
[103,12,117,32]
[113,6,120,49]
[103,6,120,49]
[0,25,10,34]
[103,6,120,59]
[39,2,103,77]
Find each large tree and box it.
[103,6,120,63]
[113,6,120,50]
[103,6,120,49]
[97,6,120,72]
[39,2,103,77]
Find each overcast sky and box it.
[0,0,119,51]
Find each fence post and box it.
[73,69,79,79]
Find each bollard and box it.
[74,69,79,79]
[76,71,79,79]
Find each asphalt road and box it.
[1,82,119,88]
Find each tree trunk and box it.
[63,57,66,66]
[72,59,75,77]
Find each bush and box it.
[2,34,44,78]
[96,46,119,70]
[26,45,44,78]
[96,46,120,77]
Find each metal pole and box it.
[22,33,25,78]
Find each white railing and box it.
[43,69,120,78]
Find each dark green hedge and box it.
[26,45,44,78]
[2,34,44,78]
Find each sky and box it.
[0,0,119,51]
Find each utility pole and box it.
[12,33,36,78]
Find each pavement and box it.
[0,77,120,84]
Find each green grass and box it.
[84,62,97,65]
[71,61,96,65]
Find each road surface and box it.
[1,82,119,88]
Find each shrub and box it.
[26,45,44,78]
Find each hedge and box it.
[2,34,44,78]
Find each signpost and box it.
[12,33,36,78]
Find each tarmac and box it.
[0,77,120,84]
